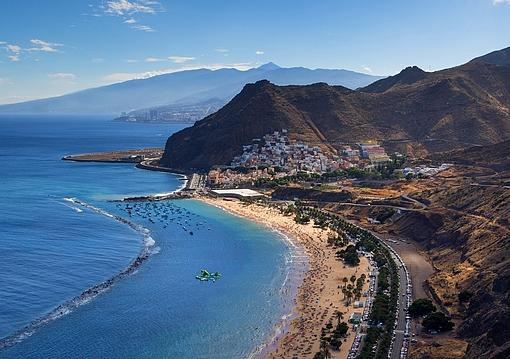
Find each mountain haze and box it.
[0,64,382,115]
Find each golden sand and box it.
[197,196,370,359]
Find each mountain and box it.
[161,48,510,170]
[387,181,510,359]
[431,139,510,171]
[470,46,510,67]
[0,63,382,115]
[360,66,428,93]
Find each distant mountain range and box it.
[161,47,510,170]
[0,63,382,115]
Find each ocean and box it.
[0,116,296,358]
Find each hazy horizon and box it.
[1,0,510,104]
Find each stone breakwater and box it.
[0,198,157,350]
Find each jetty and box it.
[62,148,163,163]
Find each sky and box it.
[0,0,510,104]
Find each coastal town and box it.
[207,129,450,189]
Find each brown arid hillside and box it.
[431,139,510,171]
[161,47,510,171]
[388,183,510,359]
[319,177,510,359]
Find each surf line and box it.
[0,198,157,350]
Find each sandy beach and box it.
[197,196,371,359]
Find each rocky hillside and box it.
[161,47,510,171]
[388,184,510,359]
[431,140,510,171]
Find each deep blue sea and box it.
[0,116,296,359]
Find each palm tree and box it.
[342,287,347,300]
[320,340,331,359]
[353,288,361,301]
[342,277,348,288]
[350,275,356,285]
[346,290,353,305]
[334,310,344,323]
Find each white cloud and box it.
[362,65,373,73]
[131,24,155,32]
[168,56,195,63]
[6,44,21,54]
[2,40,62,61]
[48,73,76,80]
[215,48,229,53]
[493,0,510,4]
[104,0,160,16]
[0,77,10,85]
[96,1,162,32]
[102,63,253,83]
[255,50,264,55]
[124,59,139,63]
[4,44,22,61]
[145,57,165,62]
[28,39,63,53]
[92,58,104,63]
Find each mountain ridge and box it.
[161,48,510,170]
[0,63,382,115]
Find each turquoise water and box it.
[0,116,294,358]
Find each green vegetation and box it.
[370,293,390,324]
[278,204,401,359]
[356,327,382,359]
[327,232,348,247]
[458,290,473,303]
[422,312,454,332]
[253,155,408,188]
[337,245,360,266]
[377,267,390,291]
[313,351,328,359]
[372,207,396,224]
[314,310,349,357]
[408,298,436,318]
[340,274,365,305]
[294,213,310,224]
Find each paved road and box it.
[470,182,510,189]
[401,195,428,209]
[389,251,409,359]
[366,231,410,359]
[343,221,411,359]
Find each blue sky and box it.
[1,0,510,104]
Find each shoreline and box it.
[196,196,371,359]
[195,197,309,359]
[0,198,158,350]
